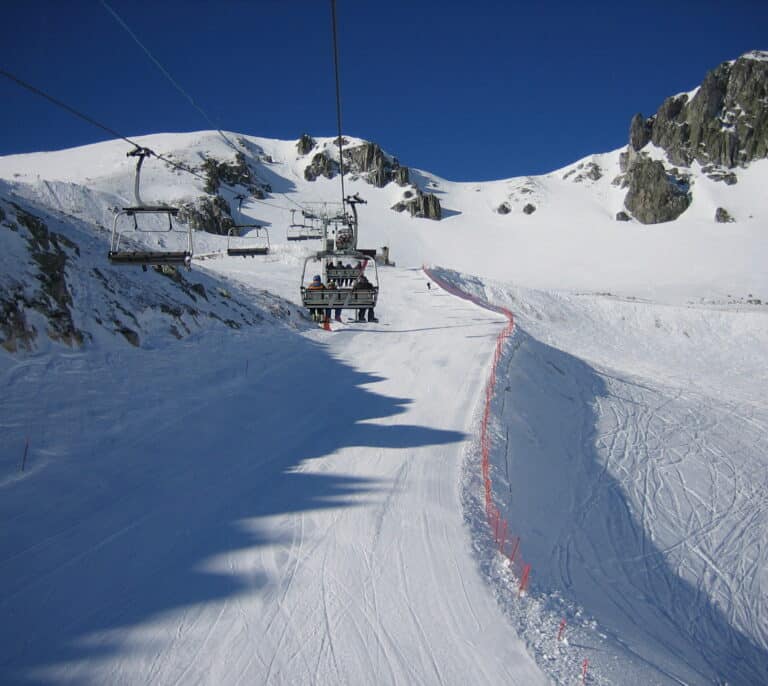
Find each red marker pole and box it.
[508,536,520,565]
[557,618,567,642]
[582,658,589,683]
[518,564,531,595]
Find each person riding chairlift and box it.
[307,274,328,322]
[327,279,342,322]
[353,274,377,323]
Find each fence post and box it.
[518,563,531,596]
[508,536,520,565]
[20,438,29,472]
[557,618,567,642]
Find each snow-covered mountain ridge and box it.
[2,109,766,353]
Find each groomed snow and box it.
[2,130,767,684]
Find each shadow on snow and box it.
[0,327,465,683]
[488,326,768,685]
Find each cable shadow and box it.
[491,326,768,685]
[0,327,465,683]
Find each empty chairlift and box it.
[108,147,193,269]
[227,224,270,257]
[287,209,324,241]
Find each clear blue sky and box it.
[1,1,766,181]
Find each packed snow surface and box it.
[1,131,767,684]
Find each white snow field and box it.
[1,131,768,685]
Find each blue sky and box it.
[1,1,766,181]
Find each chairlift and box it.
[287,209,324,241]
[227,224,270,257]
[108,147,193,269]
[300,249,378,319]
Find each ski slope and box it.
[2,131,768,684]
[0,262,548,684]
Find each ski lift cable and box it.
[0,68,300,213]
[98,0,241,153]
[0,67,143,150]
[330,0,346,209]
[99,0,308,214]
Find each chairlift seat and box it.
[326,267,363,281]
[227,246,269,257]
[301,287,378,310]
[108,250,192,267]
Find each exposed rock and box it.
[635,52,768,169]
[116,326,140,347]
[568,161,603,183]
[391,188,442,220]
[618,151,630,174]
[304,141,413,190]
[343,143,411,188]
[715,207,735,223]
[1,205,84,349]
[304,152,339,181]
[623,156,691,224]
[522,203,536,215]
[393,166,410,186]
[497,202,512,215]
[201,152,267,197]
[629,113,653,151]
[702,165,738,185]
[296,133,316,155]
[616,211,631,222]
[1,297,36,353]
[178,196,234,235]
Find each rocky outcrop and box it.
[304,152,339,181]
[497,202,511,215]
[201,152,269,198]
[178,196,234,235]
[629,113,653,151]
[304,141,412,188]
[522,203,537,215]
[1,204,84,351]
[391,188,442,220]
[296,133,316,155]
[616,211,631,222]
[623,157,691,224]
[629,51,768,168]
[715,207,735,223]
[342,143,410,188]
[563,161,603,183]
[619,51,767,224]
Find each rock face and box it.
[624,157,691,224]
[296,133,316,156]
[304,152,339,181]
[201,152,268,198]
[715,207,735,223]
[522,203,536,215]
[0,203,84,351]
[304,139,441,219]
[563,161,603,183]
[341,142,411,188]
[620,51,767,223]
[178,196,234,235]
[630,51,768,168]
[391,189,442,220]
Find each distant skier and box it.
[427,281,431,291]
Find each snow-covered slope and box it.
[1,130,767,685]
